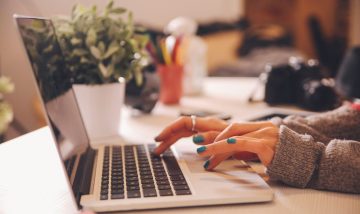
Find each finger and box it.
[155,116,227,141]
[233,152,258,161]
[204,153,233,170]
[197,136,274,166]
[155,117,191,142]
[214,121,275,142]
[228,131,264,162]
[197,136,259,157]
[192,131,220,145]
[154,130,194,155]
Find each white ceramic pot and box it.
[72,79,125,141]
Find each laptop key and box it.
[170,175,185,181]
[156,180,170,185]
[143,189,157,197]
[112,181,124,186]
[175,190,192,195]
[111,189,124,194]
[158,184,171,190]
[154,172,167,177]
[127,181,139,186]
[126,173,138,177]
[173,185,189,190]
[140,171,152,176]
[111,185,124,190]
[159,189,173,196]
[172,180,187,186]
[111,193,125,200]
[141,175,153,180]
[142,183,155,189]
[127,185,140,191]
[155,176,168,181]
[126,177,139,182]
[100,194,108,200]
[127,190,141,198]
[141,179,154,184]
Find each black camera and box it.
[262,57,339,111]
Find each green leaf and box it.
[98,41,105,54]
[0,76,15,94]
[98,62,108,78]
[134,67,143,86]
[90,46,102,59]
[73,48,88,56]
[110,8,127,14]
[71,37,82,46]
[86,28,97,47]
[106,63,114,77]
[80,57,91,63]
[103,42,119,59]
[106,0,114,10]
[0,102,13,134]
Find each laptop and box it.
[14,15,273,212]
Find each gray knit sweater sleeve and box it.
[267,105,360,193]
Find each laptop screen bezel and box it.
[13,14,93,207]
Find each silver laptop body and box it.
[14,15,273,212]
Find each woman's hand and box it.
[197,125,279,170]
[154,116,278,157]
[154,116,228,155]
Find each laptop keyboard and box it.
[100,144,191,200]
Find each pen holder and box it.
[157,64,184,105]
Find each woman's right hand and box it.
[153,116,228,155]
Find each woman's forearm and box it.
[267,126,360,194]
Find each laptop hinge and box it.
[72,147,97,208]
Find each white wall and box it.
[0,0,244,138]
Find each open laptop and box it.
[14,15,273,212]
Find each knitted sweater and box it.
[267,104,360,193]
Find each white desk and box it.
[1,77,359,214]
[118,77,360,214]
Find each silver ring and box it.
[191,115,196,132]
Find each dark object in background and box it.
[262,57,339,111]
[336,47,360,99]
[308,16,347,77]
[125,64,159,113]
[196,18,249,36]
[238,24,293,56]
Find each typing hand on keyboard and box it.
[154,116,278,170]
[154,116,228,155]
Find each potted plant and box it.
[0,76,14,142]
[53,1,152,140]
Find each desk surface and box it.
[2,77,359,214]
[118,77,360,214]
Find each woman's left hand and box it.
[196,125,279,170]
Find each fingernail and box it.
[203,160,210,169]
[197,146,207,154]
[193,135,204,144]
[227,138,236,144]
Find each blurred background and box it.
[0,0,359,140]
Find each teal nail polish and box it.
[227,138,236,144]
[203,160,210,169]
[197,146,207,153]
[193,135,204,144]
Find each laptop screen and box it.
[15,17,90,164]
